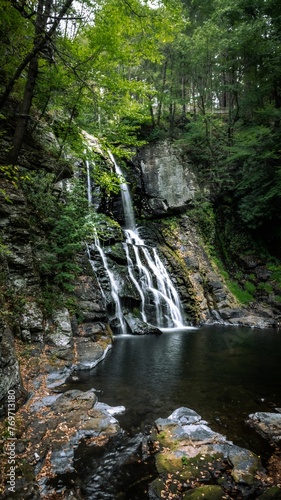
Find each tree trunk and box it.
[181,76,186,116]
[0,0,73,112]
[7,56,39,164]
[157,60,168,126]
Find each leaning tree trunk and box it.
[7,55,39,165]
[6,0,46,165]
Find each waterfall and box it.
[85,160,127,333]
[86,151,186,332]
[124,229,184,329]
[112,155,185,330]
[86,160,92,205]
[94,237,128,334]
[108,151,136,230]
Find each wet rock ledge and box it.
[0,336,123,499]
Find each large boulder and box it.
[150,407,266,499]
[45,308,73,348]
[137,140,200,216]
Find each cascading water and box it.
[85,157,127,333]
[86,160,92,205]
[108,153,185,330]
[108,151,136,230]
[86,152,186,332]
[93,236,128,334]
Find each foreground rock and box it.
[1,370,123,498]
[0,328,27,418]
[149,407,280,499]
[0,331,116,499]
[247,412,281,445]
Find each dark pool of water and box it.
[68,326,281,454]
[69,325,281,455]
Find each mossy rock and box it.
[156,451,216,482]
[183,485,225,499]
[106,243,127,264]
[150,476,183,498]
[258,487,281,499]
[156,451,183,475]
[149,477,166,498]
[229,445,261,485]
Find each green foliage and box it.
[244,281,256,294]
[212,256,254,304]
[227,281,254,305]
[267,264,281,285]
[161,217,179,235]
[22,170,121,312]
[188,199,216,248]
[0,165,31,200]
[0,237,10,257]
[0,0,33,97]
[146,126,168,142]
[258,282,273,293]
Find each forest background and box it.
[1,0,281,310]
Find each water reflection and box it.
[69,326,281,453]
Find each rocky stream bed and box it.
[1,331,281,500]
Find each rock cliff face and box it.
[0,137,111,416]
[156,216,276,327]
[135,140,201,216]
[124,140,278,328]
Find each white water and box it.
[108,151,136,230]
[86,152,186,331]
[111,154,186,329]
[86,160,92,205]
[124,229,185,328]
[94,237,128,334]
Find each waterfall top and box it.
[108,151,136,230]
